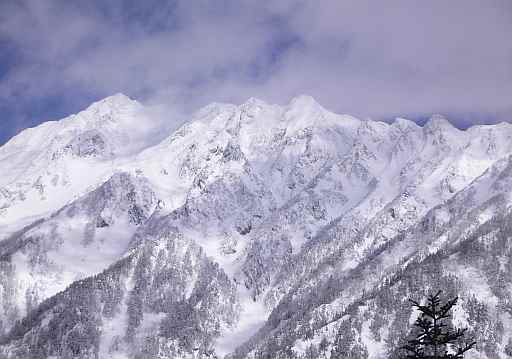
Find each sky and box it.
[1,0,511,145]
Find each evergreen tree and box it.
[402,291,476,359]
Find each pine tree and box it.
[402,291,476,359]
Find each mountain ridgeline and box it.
[0,94,511,358]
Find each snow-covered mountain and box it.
[0,94,511,358]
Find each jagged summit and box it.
[392,117,420,131]
[74,93,143,126]
[85,92,138,110]
[424,113,458,130]
[1,94,141,152]
[240,94,322,111]
[241,97,268,109]
[288,94,323,109]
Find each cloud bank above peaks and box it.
[1,0,511,144]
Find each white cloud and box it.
[0,0,511,139]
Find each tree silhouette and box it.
[402,291,476,359]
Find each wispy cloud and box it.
[1,0,511,143]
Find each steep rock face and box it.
[0,94,512,358]
[0,172,157,335]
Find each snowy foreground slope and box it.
[0,94,511,358]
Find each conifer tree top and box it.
[402,291,476,359]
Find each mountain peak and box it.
[97,92,134,104]
[84,93,140,114]
[241,97,268,109]
[288,94,323,110]
[425,114,456,129]
[393,117,420,131]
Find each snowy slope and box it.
[0,172,157,334]
[0,94,158,232]
[0,94,512,358]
